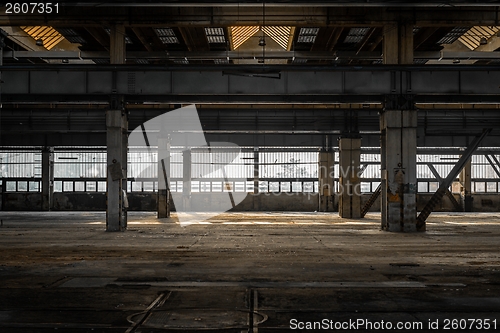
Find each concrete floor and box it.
[0,211,499,332]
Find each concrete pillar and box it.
[253,147,260,210]
[106,109,127,231]
[381,20,417,231]
[460,157,473,212]
[182,149,192,212]
[338,138,361,218]
[380,126,387,225]
[318,150,335,212]
[41,147,54,211]
[0,181,4,211]
[110,25,126,65]
[383,23,413,65]
[106,24,127,231]
[121,115,128,228]
[380,110,418,232]
[158,136,171,218]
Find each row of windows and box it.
[1,149,500,193]
[0,150,318,179]
[1,180,319,193]
[3,179,500,194]
[3,152,499,179]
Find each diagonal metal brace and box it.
[361,183,382,218]
[427,163,462,212]
[417,128,492,230]
[489,154,500,171]
[485,154,500,178]
[358,163,368,176]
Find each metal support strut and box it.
[416,128,492,230]
[427,163,462,212]
[361,183,382,218]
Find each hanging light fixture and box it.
[480,37,488,45]
[258,36,266,47]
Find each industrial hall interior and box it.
[1,1,500,332]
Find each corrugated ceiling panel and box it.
[231,26,259,49]
[262,26,292,49]
[458,26,500,50]
[21,26,65,50]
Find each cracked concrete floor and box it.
[0,211,499,332]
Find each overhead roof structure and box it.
[1,1,500,66]
[2,1,500,227]
[0,0,499,155]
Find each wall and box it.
[361,194,379,212]
[53,192,106,211]
[416,193,463,212]
[233,193,319,211]
[2,193,42,211]
[1,192,319,212]
[53,192,157,211]
[1,192,499,212]
[472,195,500,212]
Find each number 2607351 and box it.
[5,3,59,14]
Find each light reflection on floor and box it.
[83,212,500,226]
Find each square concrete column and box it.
[318,150,335,212]
[338,138,361,218]
[380,110,418,232]
[106,109,127,232]
[121,115,128,228]
[460,157,472,212]
[107,24,127,231]
[383,23,413,65]
[41,147,54,211]
[110,25,126,65]
[182,149,192,212]
[158,136,171,218]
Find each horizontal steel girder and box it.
[5,51,500,61]
[1,107,500,147]
[3,65,500,104]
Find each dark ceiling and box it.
[1,1,500,65]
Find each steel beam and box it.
[427,163,462,212]
[485,155,500,179]
[2,105,500,145]
[417,128,492,229]
[7,50,500,61]
[2,107,500,147]
[3,66,500,104]
[489,154,500,169]
[361,183,381,218]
